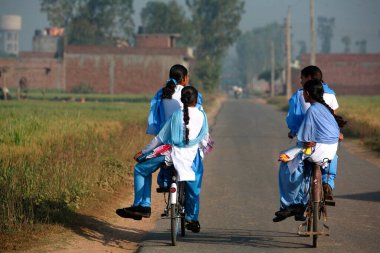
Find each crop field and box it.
[0,99,152,233]
[0,89,217,239]
[338,96,380,151]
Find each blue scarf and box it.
[157,108,208,148]
[146,86,203,135]
[297,102,340,144]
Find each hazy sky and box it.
[1,0,379,53]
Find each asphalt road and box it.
[137,98,380,253]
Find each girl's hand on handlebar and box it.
[339,132,344,142]
[304,142,316,148]
[134,151,143,161]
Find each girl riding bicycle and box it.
[146,64,203,191]
[116,86,208,233]
[287,65,340,199]
[274,79,346,222]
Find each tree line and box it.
[40,0,244,93]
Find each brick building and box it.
[0,34,193,94]
[299,54,380,95]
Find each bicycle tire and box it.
[179,182,186,237]
[170,204,179,246]
[307,208,312,236]
[171,204,179,246]
[312,202,319,248]
[181,217,186,237]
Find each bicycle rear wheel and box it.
[179,182,186,237]
[181,217,186,237]
[171,204,179,246]
[312,202,319,248]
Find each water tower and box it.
[0,15,22,56]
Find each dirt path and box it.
[14,95,226,253]
[18,175,163,253]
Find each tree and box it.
[317,16,335,53]
[40,0,134,45]
[355,39,367,53]
[235,23,284,86]
[186,0,244,92]
[140,1,192,46]
[341,35,351,53]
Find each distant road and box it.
[138,98,380,253]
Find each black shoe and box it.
[294,213,306,221]
[275,205,302,216]
[117,206,151,218]
[273,205,304,222]
[116,208,142,220]
[186,220,200,233]
[156,187,170,193]
[273,215,288,222]
[275,208,292,217]
[323,184,334,201]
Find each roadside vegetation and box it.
[0,99,151,248]
[266,95,380,152]
[8,88,151,103]
[0,91,218,250]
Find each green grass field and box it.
[0,99,152,235]
[8,88,152,103]
[266,95,380,152]
[338,96,380,151]
[0,89,217,244]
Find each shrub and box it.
[70,83,95,94]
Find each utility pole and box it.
[286,9,292,99]
[310,0,316,65]
[271,41,275,97]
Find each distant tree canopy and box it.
[141,0,192,46]
[355,39,367,53]
[258,69,280,83]
[341,35,351,53]
[40,0,134,45]
[235,22,284,86]
[317,16,335,53]
[186,0,244,92]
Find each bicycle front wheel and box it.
[312,202,319,248]
[171,204,179,246]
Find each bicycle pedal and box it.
[325,200,335,206]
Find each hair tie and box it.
[167,78,178,85]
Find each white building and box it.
[0,15,22,56]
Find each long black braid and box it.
[161,64,188,99]
[180,86,198,144]
[304,79,347,128]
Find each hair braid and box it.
[322,99,347,128]
[161,79,176,99]
[183,104,190,144]
[306,79,347,129]
[180,86,198,145]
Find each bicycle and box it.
[297,159,335,248]
[159,164,186,246]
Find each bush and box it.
[70,83,95,94]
